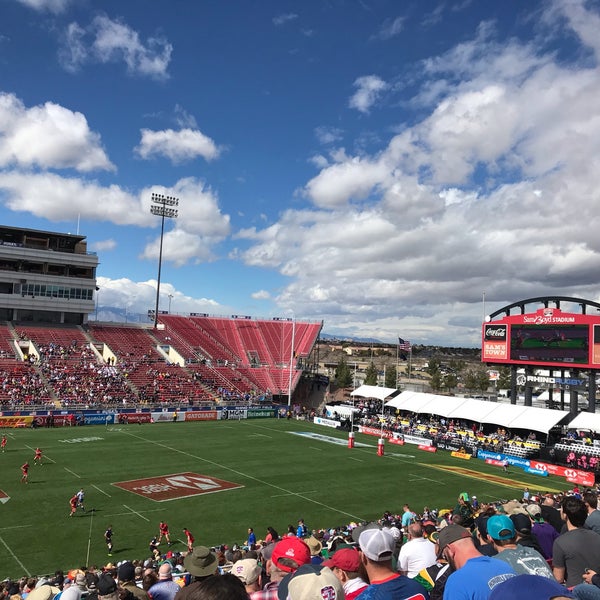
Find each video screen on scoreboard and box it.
[509,324,589,365]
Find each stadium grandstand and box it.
[0,225,322,409]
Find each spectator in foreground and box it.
[437,523,516,599]
[175,546,219,600]
[277,564,343,600]
[398,523,437,578]
[357,528,429,599]
[486,515,553,578]
[553,497,600,589]
[250,537,311,600]
[147,563,180,600]
[230,559,262,596]
[322,547,368,600]
[488,574,572,600]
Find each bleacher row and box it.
[0,316,322,408]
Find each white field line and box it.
[121,431,365,522]
[0,535,29,576]
[24,444,56,463]
[64,467,81,478]
[92,484,111,497]
[123,504,150,522]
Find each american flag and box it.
[398,338,411,351]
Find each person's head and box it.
[487,515,517,547]
[407,523,423,540]
[277,565,344,600]
[584,491,598,511]
[436,524,476,571]
[157,564,172,581]
[117,562,135,584]
[97,574,118,600]
[561,496,587,528]
[186,574,249,600]
[358,528,395,570]
[271,537,311,576]
[322,548,362,584]
[183,546,219,581]
[231,559,261,592]
[488,573,573,600]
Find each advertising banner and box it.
[247,408,275,419]
[403,434,433,447]
[83,414,112,425]
[389,437,405,446]
[451,451,471,460]
[121,413,153,424]
[314,417,340,428]
[184,411,218,421]
[418,445,437,453]
[358,426,394,439]
[525,467,549,477]
[220,408,248,420]
[0,416,33,428]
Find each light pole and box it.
[95,286,100,321]
[287,316,296,408]
[168,293,174,314]
[150,193,178,329]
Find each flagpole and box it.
[395,338,399,389]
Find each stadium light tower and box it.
[150,193,178,329]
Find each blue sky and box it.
[1,0,600,346]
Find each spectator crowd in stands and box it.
[8,486,600,599]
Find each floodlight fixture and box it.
[150,192,179,328]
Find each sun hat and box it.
[183,545,218,577]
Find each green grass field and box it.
[0,419,570,579]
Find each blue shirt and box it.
[443,556,516,600]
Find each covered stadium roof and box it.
[385,391,570,434]
[350,385,398,401]
[567,412,600,434]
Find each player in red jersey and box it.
[33,447,43,465]
[158,521,172,545]
[1,436,7,452]
[21,461,29,483]
[69,494,78,517]
[183,527,194,552]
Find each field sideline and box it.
[0,419,569,579]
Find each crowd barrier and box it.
[0,406,277,428]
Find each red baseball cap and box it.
[322,548,361,572]
[271,538,311,573]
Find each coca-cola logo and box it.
[484,324,507,340]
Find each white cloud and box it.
[59,15,172,78]
[0,171,152,225]
[314,126,344,145]
[236,0,600,346]
[95,276,222,316]
[16,0,71,13]
[140,177,231,266]
[349,75,388,113]
[90,239,117,252]
[374,16,405,40]
[135,128,220,163]
[251,290,271,300]
[273,13,298,26]
[0,93,114,172]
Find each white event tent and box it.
[567,412,600,434]
[385,390,570,435]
